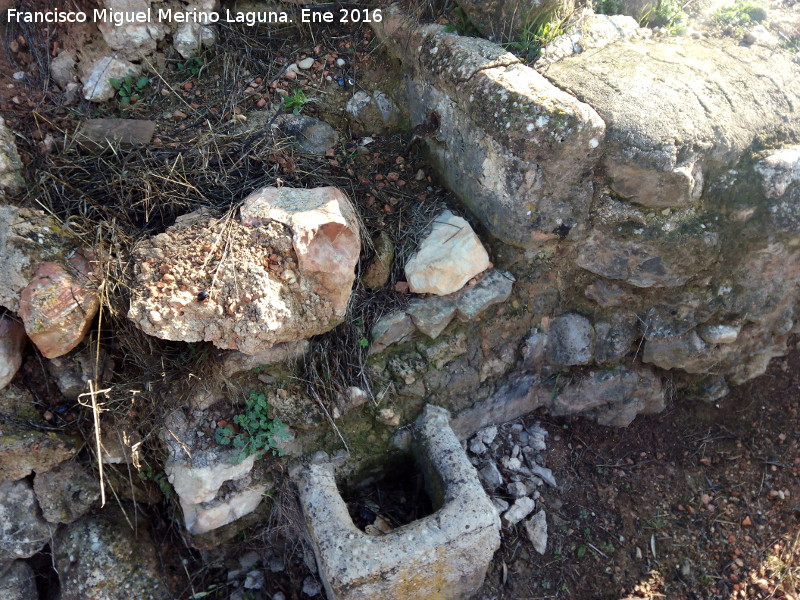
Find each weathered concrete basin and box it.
[294,405,500,600]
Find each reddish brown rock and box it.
[240,186,360,315]
[19,250,100,359]
[0,316,25,389]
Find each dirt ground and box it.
[479,345,800,600]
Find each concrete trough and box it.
[294,404,500,600]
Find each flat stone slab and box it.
[373,7,605,248]
[544,39,800,208]
[74,119,156,151]
[294,405,500,600]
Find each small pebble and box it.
[12,71,25,81]
[336,57,346,67]
[302,577,322,597]
[298,57,315,70]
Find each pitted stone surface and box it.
[33,462,99,524]
[0,561,37,600]
[54,507,171,600]
[0,205,69,313]
[0,385,82,481]
[0,479,51,561]
[373,7,605,248]
[295,405,500,600]
[128,187,360,354]
[544,39,800,208]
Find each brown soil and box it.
[479,344,800,600]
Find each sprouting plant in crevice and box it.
[215,391,291,464]
[109,71,150,106]
[178,56,204,77]
[503,4,572,63]
[640,0,688,32]
[137,465,174,499]
[283,88,308,115]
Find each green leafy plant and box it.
[137,465,174,498]
[178,56,204,77]
[714,0,767,25]
[641,0,688,32]
[109,71,149,106]
[215,391,290,464]
[600,541,616,554]
[284,89,308,115]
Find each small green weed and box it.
[137,465,174,498]
[284,89,308,115]
[178,56,204,77]
[641,0,688,31]
[714,0,767,26]
[215,391,290,464]
[109,71,149,106]
[644,515,667,530]
[600,541,616,554]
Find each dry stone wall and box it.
[364,6,800,436]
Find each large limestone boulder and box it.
[0,317,25,389]
[54,507,172,600]
[544,39,800,209]
[405,210,491,295]
[0,479,51,561]
[18,250,100,359]
[372,7,605,248]
[0,386,82,481]
[82,57,141,103]
[96,0,166,62]
[128,187,360,355]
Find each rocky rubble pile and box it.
[467,421,553,554]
